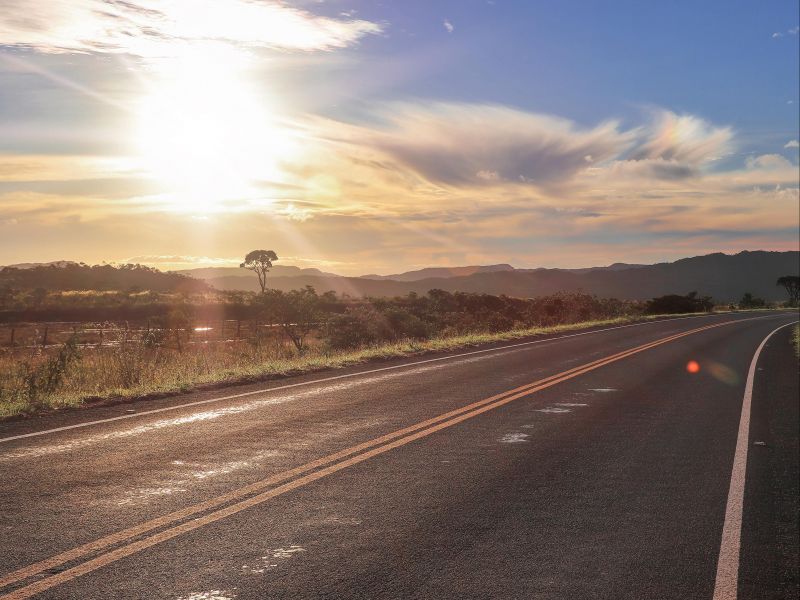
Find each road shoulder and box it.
[738,325,799,599]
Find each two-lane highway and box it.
[0,312,797,599]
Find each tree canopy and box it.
[240,250,278,294]
[776,275,799,306]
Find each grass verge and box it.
[0,310,767,420]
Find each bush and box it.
[645,291,714,314]
[738,292,766,309]
[324,306,393,349]
[21,335,81,407]
[381,307,433,340]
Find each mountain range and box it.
[179,251,799,302]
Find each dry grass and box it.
[0,311,740,419]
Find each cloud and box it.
[745,153,795,170]
[774,26,799,38]
[341,102,636,188]
[629,110,733,164]
[0,0,382,56]
[443,19,454,34]
[0,155,134,182]
[1,99,796,273]
[785,139,799,149]
[313,105,736,190]
[122,254,241,268]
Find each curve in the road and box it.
[712,321,796,600]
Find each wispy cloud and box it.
[122,255,241,268]
[337,102,636,188]
[0,0,382,56]
[785,139,799,149]
[772,26,799,38]
[630,110,733,164]
[443,19,454,34]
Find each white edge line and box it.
[711,320,798,600]
[0,312,785,445]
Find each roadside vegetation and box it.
[0,310,712,419]
[793,323,800,359]
[1,260,795,419]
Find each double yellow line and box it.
[0,317,762,599]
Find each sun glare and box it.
[134,45,296,213]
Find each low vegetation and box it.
[0,312,711,419]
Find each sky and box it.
[0,0,798,275]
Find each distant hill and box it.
[186,261,647,289]
[360,264,515,281]
[6,261,78,269]
[177,265,340,280]
[202,251,799,302]
[0,263,209,293]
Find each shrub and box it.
[380,307,433,340]
[645,291,714,314]
[738,292,766,309]
[21,335,81,407]
[324,306,393,349]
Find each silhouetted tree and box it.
[739,292,766,309]
[240,250,278,294]
[30,287,47,307]
[645,291,714,314]
[0,285,15,309]
[776,275,800,306]
[263,286,321,353]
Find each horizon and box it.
[3,247,797,278]
[1,1,799,273]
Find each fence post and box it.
[9,328,14,347]
[236,320,241,339]
[41,326,49,348]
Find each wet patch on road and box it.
[241,546,306,574]
[177,590,237,600]
[116,450,280,506]
[320,516,362,526]
[499,433,530,443]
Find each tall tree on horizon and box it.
[776,275,800,306]
[241,250,279,294]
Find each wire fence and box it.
[0,319,290,352]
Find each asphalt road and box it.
[0,311,797,600]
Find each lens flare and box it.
[686,360,700,374]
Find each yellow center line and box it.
[0,316,774,599]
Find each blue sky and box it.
[0,0,797,273]
[317,1,799,149]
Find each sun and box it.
[134,45,296,213]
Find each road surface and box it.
[0,311,797,599]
